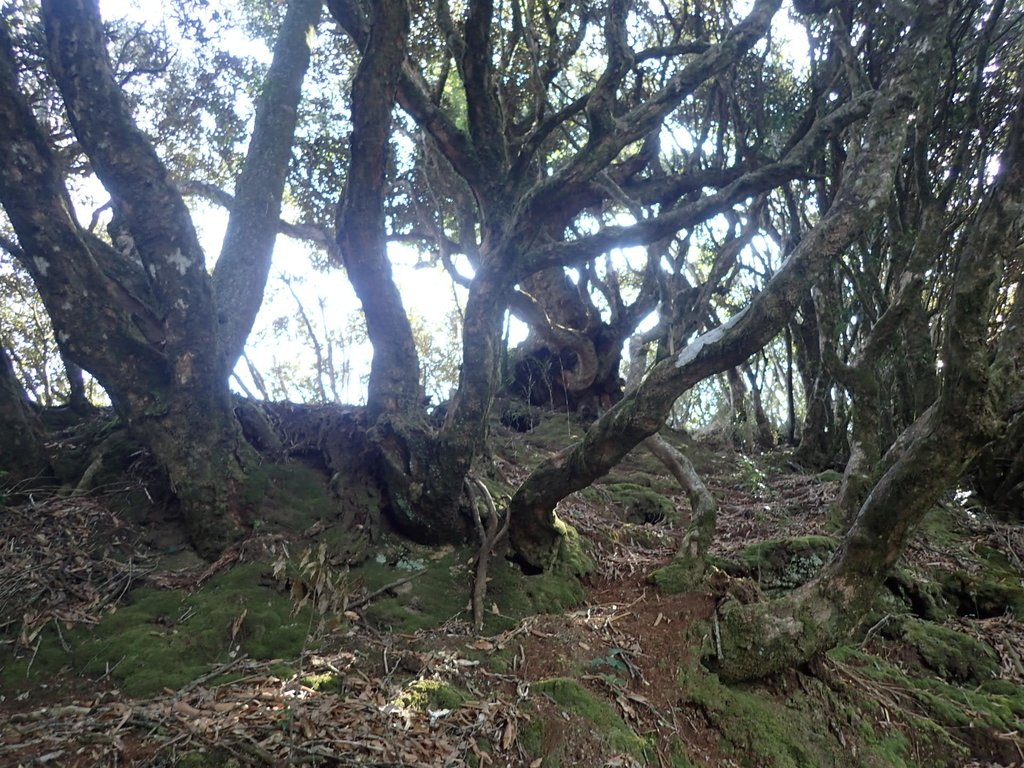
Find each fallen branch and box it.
[466,476,511,631]
[347,570,425,611]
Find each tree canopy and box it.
[1,0,1023,680]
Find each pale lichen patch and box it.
[166,249,191,276]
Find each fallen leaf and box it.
[172,700,203,718]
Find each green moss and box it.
[530,678,651,760]
[651,558,703,594]
[937,569,1024,618]
[519,717,547,762]
[175,751,241,768]
[666,739,698,767]
[1,564,311,697]
[356,539,585,635]
[885,568,952,620]
[734,535,838,589]
[394,678,470,711]
[242,462,336,532]
[301,671,345,693]
[676,656,935,768]
[611,522,676,549]
[467,737,493,768]
[552,516,594,577]
[893,618,999,684]
[683,669,834,767]
[593,482,679,525]
[827,645,1024,740]
[917,507,965,547]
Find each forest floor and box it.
[1,409,1024,767]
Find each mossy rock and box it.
[731,535,838,589]
[815,469,844,483]
[936,567,1024,619]
[886,617,999,684]
[596,482,679,525]
[885,568,953,621]
[1,564,310,697]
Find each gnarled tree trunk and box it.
[0,0,320,555]
[508,35,923,568]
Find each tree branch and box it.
[213,0,323,370]
[520,92,874,278]
[41,0,213,331]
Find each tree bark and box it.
[336,0,421,423]
[0,5,324,554]
[0,344,50,488]
[213,0,323,370]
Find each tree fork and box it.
[507,26,932,568]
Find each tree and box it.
[0,0,321,554]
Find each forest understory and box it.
[2,406,1022,768]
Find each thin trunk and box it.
[744,363,775,449]
[62,356,92,413]
[336,0,420,422]
[785,323,796,444]
[645,433,718,589]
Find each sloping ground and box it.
[1,411,1023,767]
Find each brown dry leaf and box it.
[501,717,517,750]
[470,639,494,651]
[230,608,248,641]
[171,700,203,718]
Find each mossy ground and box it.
[2,417,1023,766]
[1,564,312,697]
[522,677,652,764]
[730,534,839,589]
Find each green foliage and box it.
[0,257,80,406]
[734,454,773,500]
